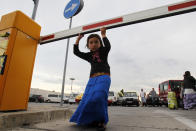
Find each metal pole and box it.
[71,80,73,93]
[70,78,75,93]
[60,17,73,106]
[32,0,39,20]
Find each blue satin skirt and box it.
[70,75,111,125]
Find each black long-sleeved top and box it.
[74,37,111,77]
[183,75,196,89]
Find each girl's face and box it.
[88,37,101,51]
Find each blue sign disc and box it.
[64,0,84,19]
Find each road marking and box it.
[154,110,196,130]
[174,116,196,130]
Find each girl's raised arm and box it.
[75,33,84,45]
[100,27,111,52]
[73,34,90,62]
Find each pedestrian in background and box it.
[149,88,157,106]
[140,89,146,106]
[70,27,111,130]
[183,71,196,109]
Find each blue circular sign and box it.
[64,0,84,19]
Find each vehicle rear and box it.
[108,91,117,106]
[75,93,83,103]
[146,94,160,106]
[159,80,183,106]
[69,93,79,104]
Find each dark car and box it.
[121,92,139,107]
[146,94,161,106]
[29,94,44,103]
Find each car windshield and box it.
[48,94,58,97]
[124,92,137,97]
[70,94,79,97]
[32,95,42,97]
[109,91,114,96]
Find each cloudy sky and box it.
[1,0,196,94]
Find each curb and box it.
[0,108,73,130]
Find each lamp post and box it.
[70,78,75,93]
[32,0,39,20]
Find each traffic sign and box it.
[64,0,84,19]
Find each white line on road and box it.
[174,116,196,130]
[154,110,196,130]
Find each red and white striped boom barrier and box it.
[40,0,196,44]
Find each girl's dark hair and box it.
[86,34,103,49]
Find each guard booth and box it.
[0,11,41,111]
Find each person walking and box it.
[149,88,157,106]
[140,89,146,106]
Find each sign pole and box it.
[32,0,39,20]
[59,0,83,106]
[60,17,72,106]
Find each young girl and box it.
[70,27,111,129]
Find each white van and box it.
[46,94,61,103]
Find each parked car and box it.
[146,94,161,106]
[121,92,139,106]
[46,94,60,103]
[63,95,69,104]
[116,96,123,106]
[68,93,79,104]
[29,94,44,103]
[108,91,118,106]
[75,93,83,103]
[116,91,124,106]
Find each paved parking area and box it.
[8,103,196,131]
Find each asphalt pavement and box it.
[8,104,196,131]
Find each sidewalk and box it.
[9,106,196,131]
[0,103,73,130]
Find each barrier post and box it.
[0,11,41,111]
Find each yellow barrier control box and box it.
[0,11,41,111]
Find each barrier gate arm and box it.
[40,0,196,44]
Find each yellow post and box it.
[0,11,41,111]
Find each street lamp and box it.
[70,78,75,93]
[32,0,39,20]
